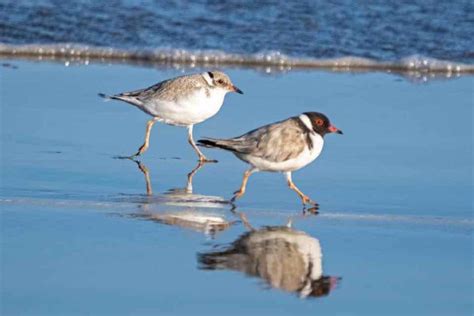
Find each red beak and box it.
[328,125,343,134]
[329,276,341,290]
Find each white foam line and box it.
[1,43,473,73]
[319,212,474,227]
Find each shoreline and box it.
[1,43,473,78]
[2,194,473,231]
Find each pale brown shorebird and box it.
[99,71,242,162]
[198,112,342,207]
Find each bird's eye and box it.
[217,79,224,84]
[315,118,324,126]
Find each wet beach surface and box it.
[1,61,473,315]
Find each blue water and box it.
[1,61,472,218]
[1,61,473,314]
[2,202,471,316]
[1,0,473,63]
[1,2,474,315]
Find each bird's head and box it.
[304,112,343,136]
[302,276,341,298]
[204,71,243,94]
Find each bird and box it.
[99,71,243,162]
[198,224,339,298]
[198,112,342,206]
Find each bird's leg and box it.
[285,172,318,207]
[135,160,153,195]
[187,125,217,163]
[230,205,254,231]
[185,161,205,193]
[231,168,257,202]
[131,117,159,157]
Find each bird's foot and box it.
[198,156,218,163]
[115,153,140,160]
[304,206,320,215]
[126,144,148,159]
[231,190,245,202]
[301,195,319,207]
[130,151,142,159]
[115,145,145,159]
[301,196,319,215]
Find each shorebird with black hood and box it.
[198,112,342,207]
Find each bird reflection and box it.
[131,159,206,196]
[198,210,340,298]
[129,210,235,237]
[123,158,235,237]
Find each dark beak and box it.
[231,85,243,94]
[328,125,343,135]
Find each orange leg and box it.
[185,161,205,193]
[285,172,318,206]
[136,161,153,195]
[230,205,254,231]
[231,168,257,202]
[131,117,159,157]
[187,125,217,163]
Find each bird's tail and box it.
[197,138,238,152]
[98,92,116,102]
[98,92,143,107]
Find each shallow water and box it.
[1,61,473,315]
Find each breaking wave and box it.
[1,44,473,78]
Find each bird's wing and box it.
[207,118,310,162]
[113,79,169,102]
[122,74,206,102]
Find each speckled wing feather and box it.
[201,117,311,162]
[115,73,208,103]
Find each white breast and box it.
[240,133,324,172]
[148,87,228,126]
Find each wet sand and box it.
[1,60,472,315]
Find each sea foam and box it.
[1,44,473,78]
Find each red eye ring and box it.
[315,118,324,126]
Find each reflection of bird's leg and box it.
[135,160,153,195]
[285,207,317,228]
[230,205,254,231]
[231,167,257,202]
[187,125,217,163]
[131,117,159,157]
[185,161,206,193]
[303,205,320,214]
[239,212,253,231]
[285,172,318,206]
